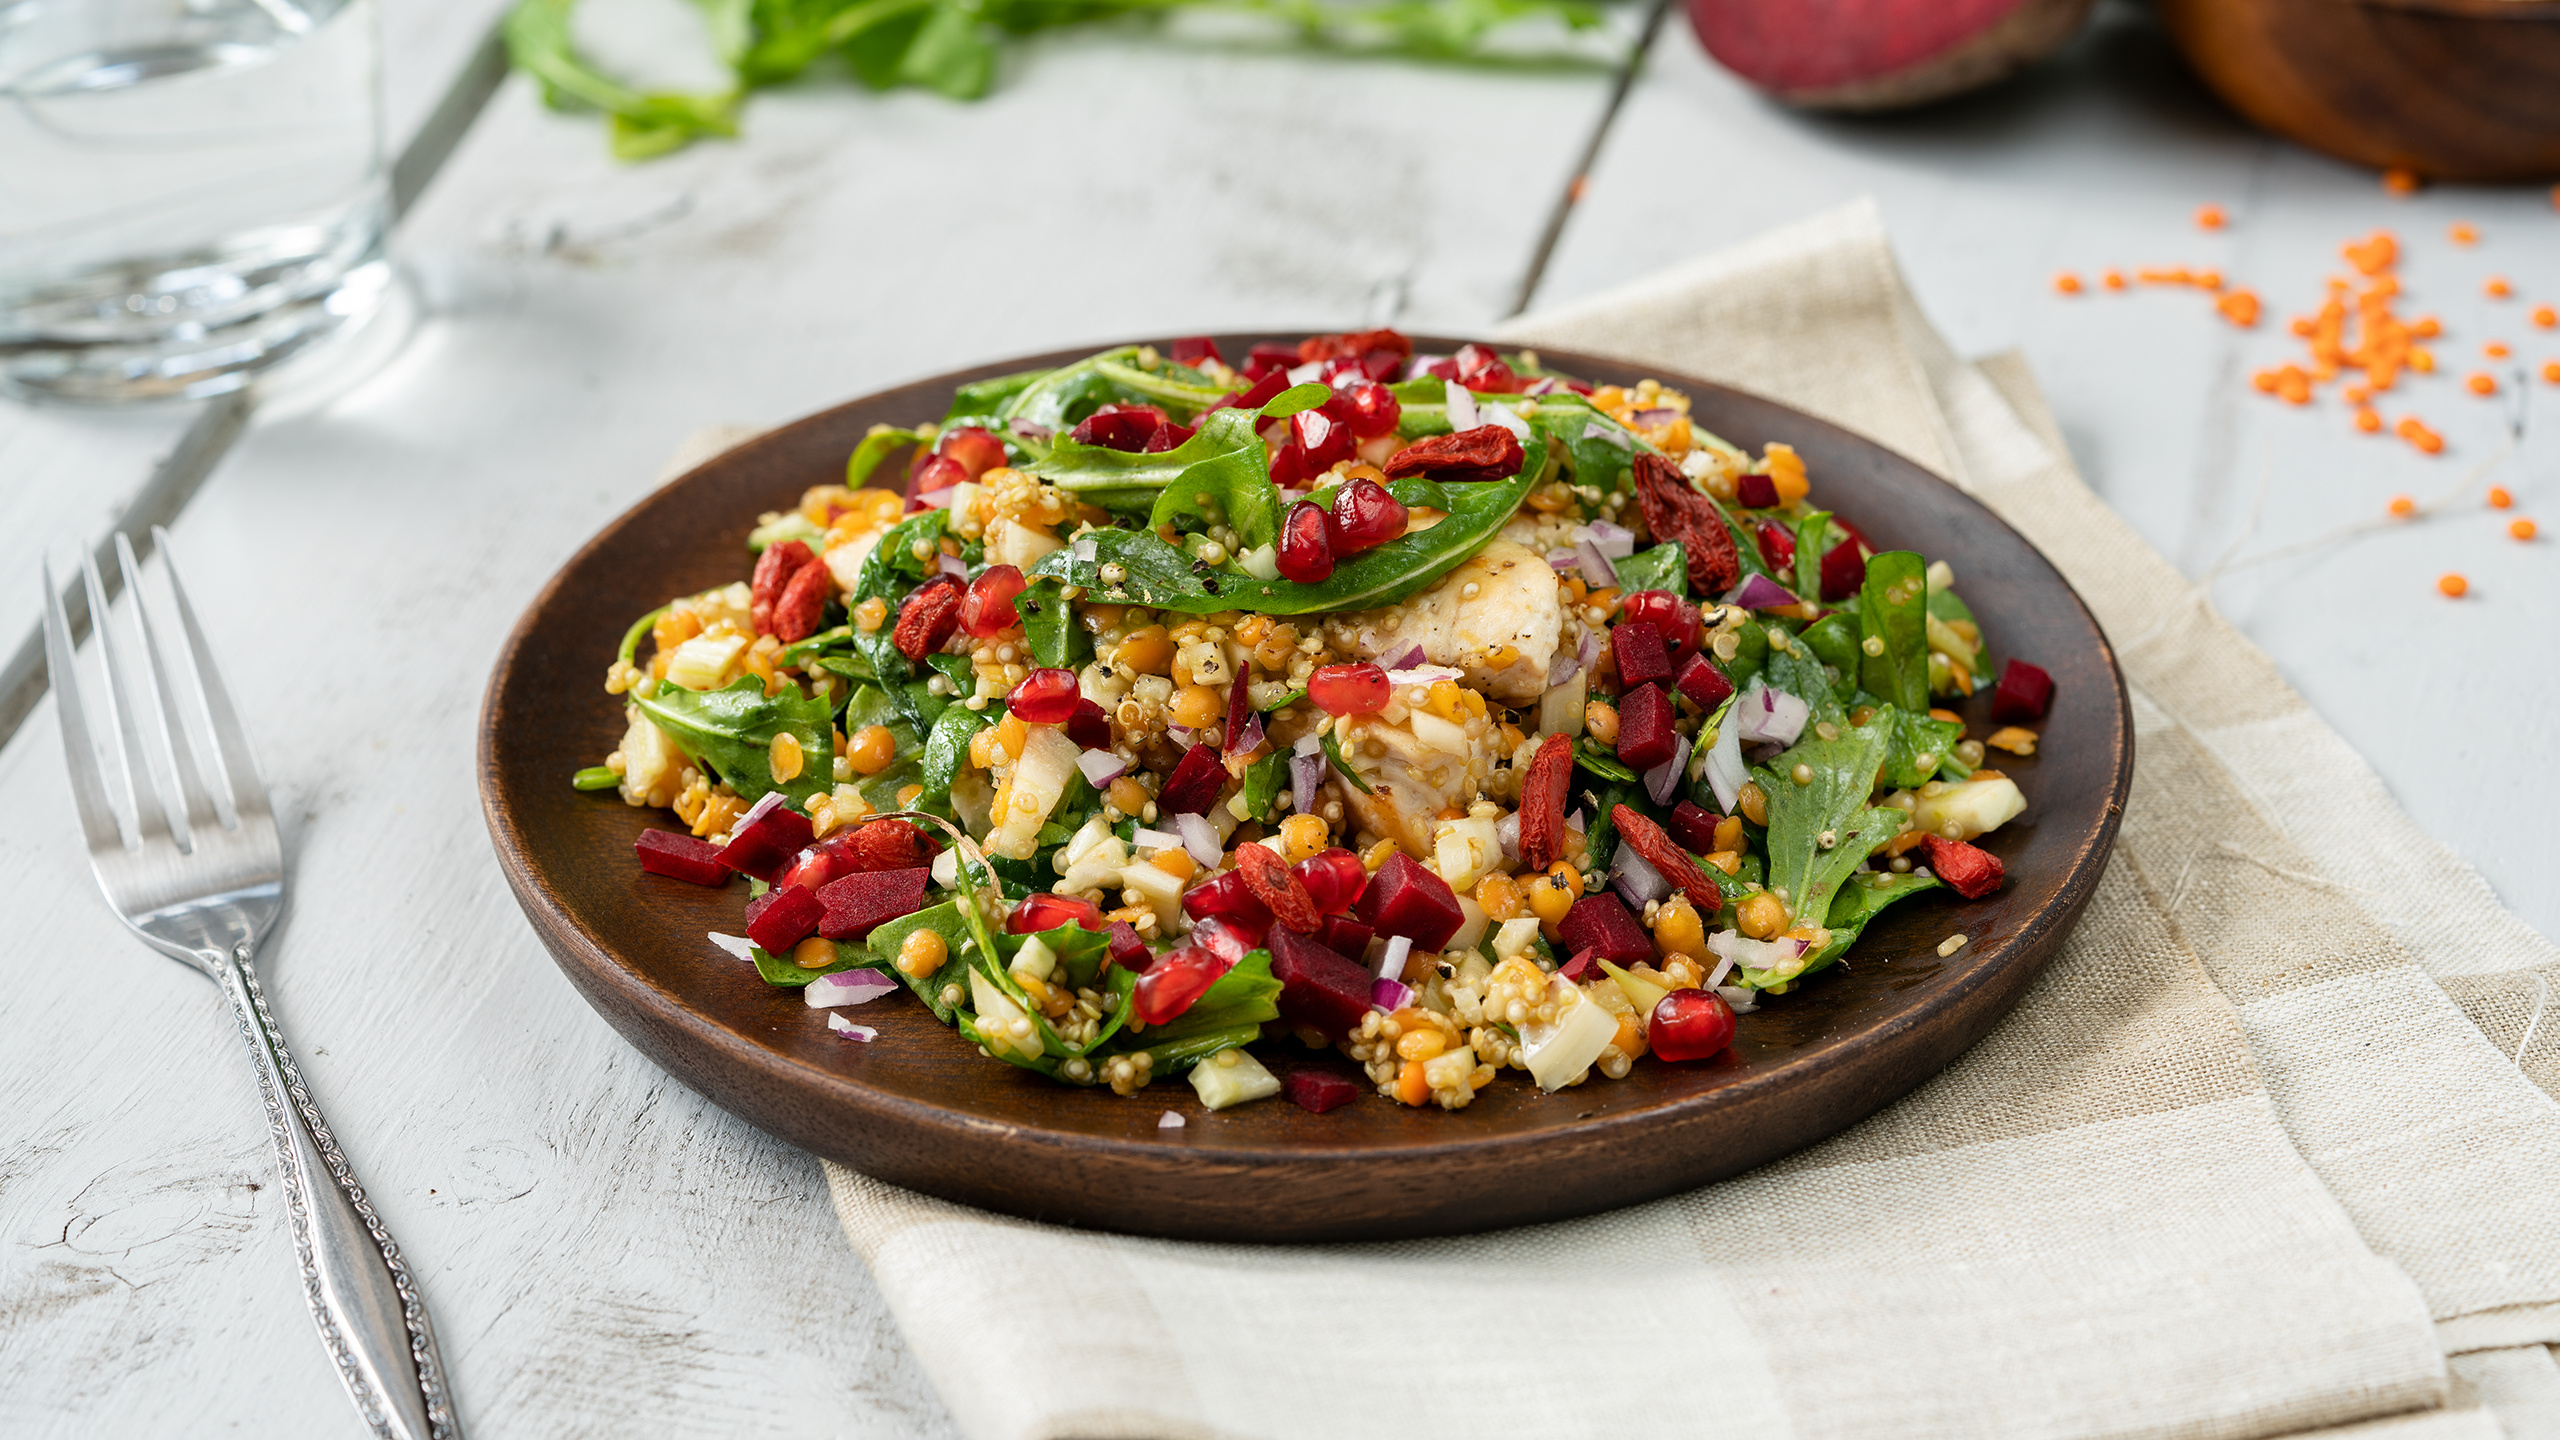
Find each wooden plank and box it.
[1536,6,2560,941]
[0,23,1629,1434]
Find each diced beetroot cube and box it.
[1106,921,1151,971]
[1067,697,1112,751]
[1181,868,1273,932]
[1267,928,1374,1042]
[1142,421,1195,453]
[1920,834,2005,900]
[635,829,729,886]
[1169,335,1223,368]
[746,884,824,954]
[1315,914,1373,960]
[1157,743,1228,816]
[1615,683,1677,772]
[1612,621,1673,690]
[1667,801,1722,854]
[1737,473,1781,509]
[1556,949,1595,982]
[815,867,931,942]
[1242,343,1300,381]
[1352,851,1463,951]
[1992,659,2055,724]
[1134,945,1229,1025]
[1676,652,1735,711]
[1819,536,1870,601]
[1282,1067,1362,1114]
[717,795,815,884]
[1558,893,1654,966]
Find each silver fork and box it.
[43,529,461,1440]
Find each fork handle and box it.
[220,943,463,1440]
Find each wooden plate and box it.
[478,338,2132,1242]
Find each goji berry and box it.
[892,575,963,662]
[1632,452,1740,594]
[1382,425,1526,483]
[1518,732,1574,871]
[751,539,813,635]
[770,559,830,643]
[1235,842,1322,935]
[1609,804,1727,914]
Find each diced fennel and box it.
[1188,1049,1281,1109]
[665,632,747,691]
[1117,859,1185,933]
[1518,976,1618,1091]
[1433,816,1502,894]
[1539,671,1587,739]
[969,969,1043,1062]
[1599,959,1671,1020]
[1009,935,1057,984]
[1444,895,1491,956]
[989,725,1080,859]
[1492,917,1543,962]
[1910,774,2026,842]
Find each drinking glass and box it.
[0,0,390,404]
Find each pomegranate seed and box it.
[1169,336,1223,368]
[1294,848,1366,914]
[938,427,1008,480]
[912,453,968,495]
[1754,519,1796,573]
[1142,420,1195,453]
[1189,913,1263,961]
[1307,662,1390,715]
[1649,988,1737,1061]
[1269,443,1312,490]
[1105,920,1152,971]
[1067,697,1111,751]
[1134,946,1230,1025]
[1618,589,1698,663]
[1181,869,1272,931]
[960,564,1027,637]
[1071,403,1169,452]
[1277,501,1335,583]
[1223,370,1291,413]
[1291,406,1353,471]
[1008,892,1103,934]
[1006,667,1081,725]
[1325,477,1406,556]
[1736,473,1781,509]
[1342,382,1401,437]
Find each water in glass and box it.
[0,0,389,403]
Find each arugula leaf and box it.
[846,425,928,488]
[1611,542,1687,598]
[1745,709,1909,987]
[899,1,995,98]
[632,676,832,806]
[1809,870,1944,971]
[501,0,740,161]
[1140,410,1285,549]
[1858,550,1930,715]
[1321,729,1374,794]
[1260,382,1332,417]
[947,369,1047,424]
[1575,778,1639,874]
[846,509,951,727]
[1029,441,1547,615]
[1574,739,1635,782]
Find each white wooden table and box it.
[3,1,2551,1434]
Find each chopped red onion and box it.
[1608,843,1670,909]
[1579,422,1632,451]
[826,1014,879,1041]
[1548,645,1581,689]
[1384,643,1427,671]
[1526,377,1563,395]
[1071,534,1097,566]
[1480,405,1530,439]
[1548,549,1580,572]
[1443,380,1478,431]
[1632,407,1680,428]
[1644,732,1691,806]
[1495,811,1520,863]
[1706,702,1747,811]
[1707,929,1806,973]
[1291,751,1326,815]
[806,969,900,1008]
[1702,949,1735,989]
[1009,418,1052,441]
[708,932,756,962]
[1175,813,1221,867]
[1132,826,1184,852]
[936,552,968,580]
[1226,709,1265,758]
[1158,1110,1186,1129]
[1406,354,1448,382]
[1734,682,1810,746]
[1077,748,1127,787]
[1371,977,1414,1012]
[1386,663,1462,688]
[1573,536,1619,589]
[1726,574,1799,610]
[1566,808,1586,833]
[1294,733,1323,758]
[915,486,958,510]
[1717,985,1758,1013]
[1377,935,1414,984]
[1167,725,1195,746]
[1580,520,1636,559]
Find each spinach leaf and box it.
[870,902,973,1022]
[1809,870,1943,971]
[1791,510,1839,604]
[1575,739,1636,782]
[1858,550,1930,716]
[1240,751,1289,823]
[1720,617,1769,690]
[1882,708,1968,790]
[1798,605,1864,681]
[1746,710,1908,988]
[998,348,1144,434]
[1030,404,1272,523]
[1028,440,1547,616]
[847,426,927,488]
[1321,729,1374,794]
[631,676,833,806]
[1018,578,1088,669]
[1612,542,1687,598]
[749,939,877,987]
[846,509,950,728]
[923,705,988,798]
[1760,642,1849,721]
[1575,779,1638,874]
[1111,951,1281,1072]
[948,369,1047,424]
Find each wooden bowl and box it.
[477,338,2133,1242]
[2158,0,2560,181]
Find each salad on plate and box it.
[579,331,2057,1115]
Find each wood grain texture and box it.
[478,335,2133,1242]
[2157,0,2560,181]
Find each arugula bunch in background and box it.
[507,0,1615,160]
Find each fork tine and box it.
[42,556,129,855]
[81,547,174,847]
[119,532,217,845]
[153,528,272,823]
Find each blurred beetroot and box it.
[1687,0,2094,111]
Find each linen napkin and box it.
[750,200,2560,1440]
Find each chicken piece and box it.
[1342,540,1559,702]
[1330,705,1500,860]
